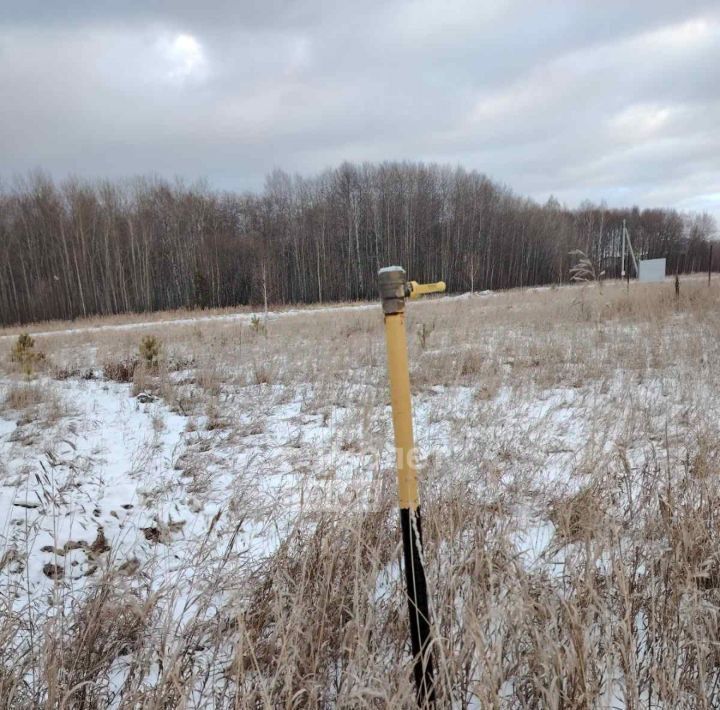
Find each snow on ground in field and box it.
[0,376,396,608]
[0,352,687,640]
[1,379,189,597]
[0,375,587,606]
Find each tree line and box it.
[0,163,716,326]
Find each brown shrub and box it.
[103,358,138,383]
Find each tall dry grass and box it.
[1,277,720,707]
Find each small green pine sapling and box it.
[10,332,45,377]
[139,335,162,368]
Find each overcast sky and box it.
[1,0,718,221]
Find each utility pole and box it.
[623,221,639,284]
[378,266,445,706]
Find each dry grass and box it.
[3,382,48,411]
[0,298,373,340]
[1,276,720,707]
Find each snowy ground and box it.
[1,278,720,707]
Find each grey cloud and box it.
[0,0,718,222]
[0,0,321,30]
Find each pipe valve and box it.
[408,280,446,299]
[378,266,445,315]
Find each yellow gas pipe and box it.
[378,266,445,706]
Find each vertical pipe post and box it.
[621,219,626,279]
[378,266,435,706]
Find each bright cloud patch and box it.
[156,32,207,82]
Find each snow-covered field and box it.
[2,278,720,707]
